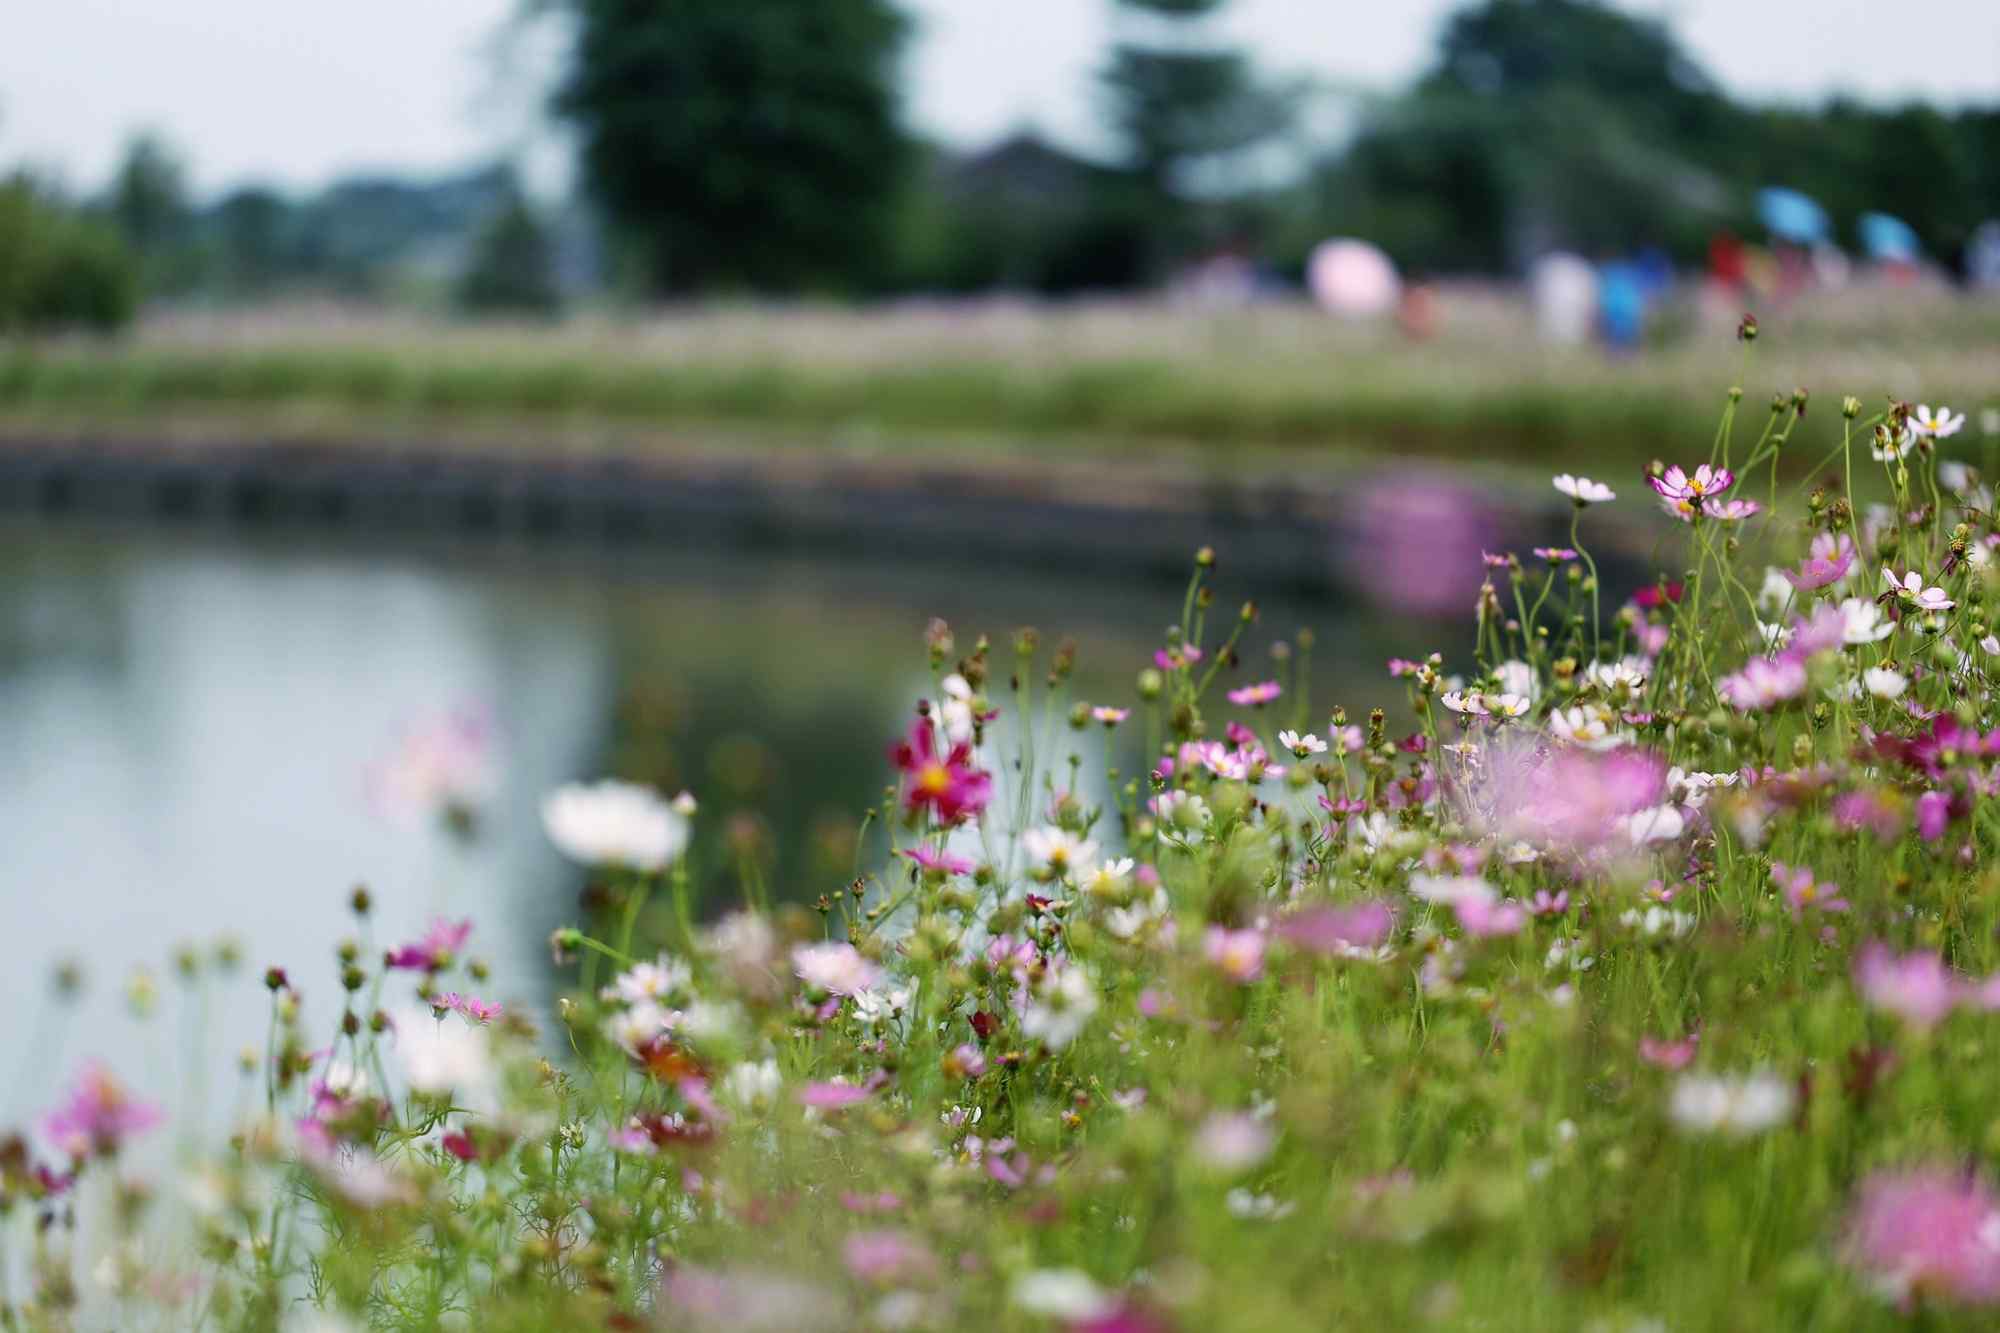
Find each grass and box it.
[17,373,2000,1328]
[1,284,1995,475]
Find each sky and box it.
[1,0,1995,199]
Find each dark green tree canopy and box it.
[551,0,912,294]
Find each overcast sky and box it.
[2,0,1995,198]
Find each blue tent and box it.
[1757,187,1830,246]
[1858,212,1922,263]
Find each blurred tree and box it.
[1098,0,1295,274]
[548,0,912,294]
[212,187,292,295]
[105,132,205,295]
[457,194,562,316]
[0,175,139,332]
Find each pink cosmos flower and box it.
[840,1190,903,1214]
[1786,601,1849,660]
[799,1081,875,1110]
[945,1043,988,1079]
[1226,680,1282,708]
[1533,547,1577,562]
[1700,498,1761,522]
[1454,894,1527,938]
[365,706,496,828]
[1717,656,1807,711]
[436,992,503,1024]
[1854,944,1962,1030]
[842,1229,936,1284]
[386,918,473,972]
[1192,1112,1274,1171]
[42,1064,164,1159]
[1529,890,1569,917]
[1770,862,1848,920]
[1844,1168,2000,1306]
[1447,738,1667,856]
[890,718,993,825]
[1786,535,1856,590]
[1091,706,1130,726]
[1203,926,1266,983]
[900,845,976,876]
[1275,901,1394,955]
[1154,645,1204,671]
[792,942,883,996]
[1649,463,1735,506]
[1638,1034,1698,1070]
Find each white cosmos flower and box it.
[1548,705,1624,750]
[1495,659,1538,701]
[1669,1071,1794,1136]
[1585,659,1649,694]
[1863,666,1908,699]
[1614,804,1685,845]
[1408,874,1496,907]
[722,1058,782,1108]
[938,674,978,743]
[1277,728,1327,757]
[1909,404,1966,439]
[1485,692,1532,719]
[1440,690,1485,715]
[1838,597,1895,644]
[541,780,689,871]
[392,1007,495,1097]
[1883,568,1954,612]
[1620,906,1695,938]
[1082,857,1135,900]
[1756,567,1795,615]
[608,955,693,1006]
[850,981,917,1027]
[1102,887,1169,940]
[1011,1269,1112,1320]
[1154,790,1211,839]
[1553,474,1615,504]
[1022,827,1099,879]
[1667,767,1737,810]
[607,1001,676,1055]
[791,942,882,996]
[1020,965,1098,1050]
[1872,429,1914,461]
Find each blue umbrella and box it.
[1858,212,1922,263]
[1757,187,1830,246]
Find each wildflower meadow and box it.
[14,342,2000,1331]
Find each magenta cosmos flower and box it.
[1844,1167,2000,1306]
[386,918,473,971]
[42,1064,164,1159]
[890,718,992,825]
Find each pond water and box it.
[0,514,1470,1131]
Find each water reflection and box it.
[0,518,1460,1123]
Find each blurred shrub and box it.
[456,197,562,317]
[0,177,140,333]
